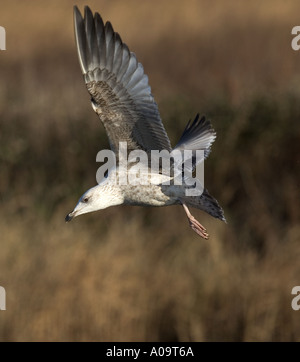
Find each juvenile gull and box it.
[66,6,226,239]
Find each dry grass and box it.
[0,0,300,341]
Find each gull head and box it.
[65,183,123,222]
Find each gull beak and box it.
[65,211,75,222]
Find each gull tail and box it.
[181,188,226,222]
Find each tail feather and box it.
[182,188,226,222]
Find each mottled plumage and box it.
[73,6,171,155]
[66,6,226,239]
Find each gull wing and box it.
[169,115,216,186]
[74,6,172,154]
[173,114,216,159]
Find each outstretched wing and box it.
[74,6,172,155]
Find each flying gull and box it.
[66,6,226,239]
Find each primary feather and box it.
[73,6,172,155]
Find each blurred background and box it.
[0,0,300,341]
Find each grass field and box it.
[0,0,300,341]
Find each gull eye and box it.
[82,197,89,203]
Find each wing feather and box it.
[74,6,172,154]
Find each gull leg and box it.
[181,202,209,239]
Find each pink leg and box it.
[182,202,209,239]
